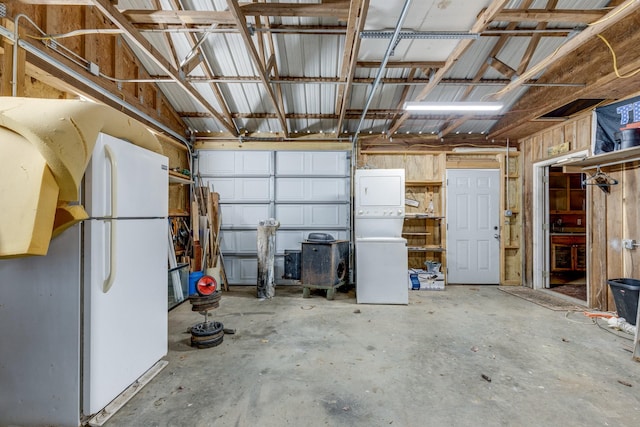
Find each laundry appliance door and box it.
[356,237,408,304]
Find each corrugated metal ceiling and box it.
[109,0,621,142]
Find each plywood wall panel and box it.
[622,164,640,279]
[564,121,577,151]
[532,134,543,162]
[589,184,608,310]
[575,115,592,151]
[504,248,522,283]
[605,168,624,311]
[521,138,534,286]
[551,127,565,150]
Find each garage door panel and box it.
[203,177,272,202]
[220,230,257,253]
[276,152,348,176]
[198,151,272,175]
[275,178,347,202]
[275,204,348,228]
[224,257,259,285]
[220,204,271,227]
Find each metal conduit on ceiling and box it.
[353,0,413,139]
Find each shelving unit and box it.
[549,171,585,213]
[404,182,446,282]
[551,235,586,271]
[168,169,192,303]
[359,150,522,286]
[169,170,193,185]
[547,169,586,284]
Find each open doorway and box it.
[532,150,589,305]
[547,166,587,301]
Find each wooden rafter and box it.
[387,68,418,133]
[490,5,640,139]
[151,0,179,70]
[239,1,349,20]
[226,0,288,137]
[438,0,537,137]
[259,13,286,137]
[388,0,510,136]
[490,0,640,101]
[166,0,236,131]
[494,9,606,24]
[120,2,349,26]
[335,0,369,135]
[121,9,236,26]
[88,0,238,135]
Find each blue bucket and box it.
[188,271,204,296]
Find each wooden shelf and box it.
[406,180,442,186]
[567,146,640,169]
[169,210,189,217]
[169,170,193,185]
[405,214,444,219]
[407,246,445,252]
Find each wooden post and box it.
[256,218,280,300]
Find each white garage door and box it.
[197,150,351,285]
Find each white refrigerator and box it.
[0,133,168,426]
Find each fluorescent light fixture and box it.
[404,102,504,113]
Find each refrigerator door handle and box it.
[103,144,118,293]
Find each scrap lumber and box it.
[191,184,228,291]
[191,199,202,272]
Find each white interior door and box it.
[446,169,500,284]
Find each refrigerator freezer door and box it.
[83,217,168,415]
[0,225,82,427]
[85,133,168,218]
[83,134,168,416]
[356,237,408,305]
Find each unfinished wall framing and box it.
[358,149,522,286]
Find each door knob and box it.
[494,234,500,239]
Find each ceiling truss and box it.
[9,0,640,144]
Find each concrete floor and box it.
[107,285,640,427]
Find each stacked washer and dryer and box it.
[355,169,408,304]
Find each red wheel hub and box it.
[196,275,217,296]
